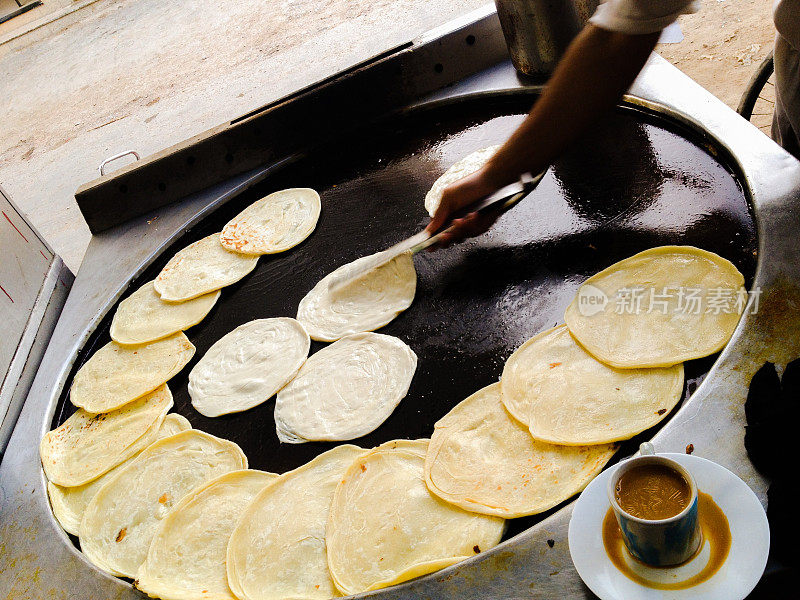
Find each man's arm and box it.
[428,24,660,245]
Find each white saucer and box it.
[569,453,769,600]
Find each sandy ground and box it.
[0,0,778,271]
[660,0,776,131]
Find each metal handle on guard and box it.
[99,151,141,176]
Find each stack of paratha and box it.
[425,245,744,523]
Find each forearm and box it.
[483,25,660,186]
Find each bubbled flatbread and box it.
[110,280,220,345]
[297,251,417,342]
[501,325,684,445]
[136,470,277,600]
[70,333,195,413]
[327,439,504,595]
[424,145,500,216]
[154,233,259,302]
[40,384,173,487]
[425,383,616,518]
[80,430,247,578]
[220,188,321,255]
[274,333,417,443]
[564,246,746,368]
[48,414,191,536]
[189,318,309,417]
[227,445,364,600]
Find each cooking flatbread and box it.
[424,145,500,216]
[296,251,417,342]
[327,439,504,595]
[189,318,309,417]
[40,384,173,487]
[70,332,195,413]
[227,445,364,600]
[48,414,191,536]
[136,469,277,600]
[425,383,617,518]
[110,280,220,345]
[275,333,417,443]
[154,233,259,302]
[502,325,684,444]
[80,430,247,578]
[220,188,321,255]
[564,246,746,368]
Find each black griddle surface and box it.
[54,93,757,542]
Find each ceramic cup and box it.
[607,443,702,566]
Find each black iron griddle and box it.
[52,92,757,543]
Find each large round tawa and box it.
[52,93,757,546]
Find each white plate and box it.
[569,453,769,600]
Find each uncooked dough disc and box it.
[70,332,195,413]
[220,188,321,255]
[226,445,364,600]
[154,233,259,302]
[135,470,277,600]
[297,251,417,341]
[274,332,417,443]
[564,246,746,368]
[327,439,505,595]
[501,325,684,444]
[80,430,247,578]
[424,145,500,216]
[110,280,220,345]
[48,414,191,536]
[40,384,173,487]
[425,383,617,518]
[189,318,310,417]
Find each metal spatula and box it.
[327,169,547,292]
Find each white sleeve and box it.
[589,0,700,35]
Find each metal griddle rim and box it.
[39,89,760,591]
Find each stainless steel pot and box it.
[495,0,599,77]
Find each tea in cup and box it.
[607,443,702,566]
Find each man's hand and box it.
[425,168,503,249]
[423,25,660,252]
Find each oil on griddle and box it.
[53,94,757,543]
